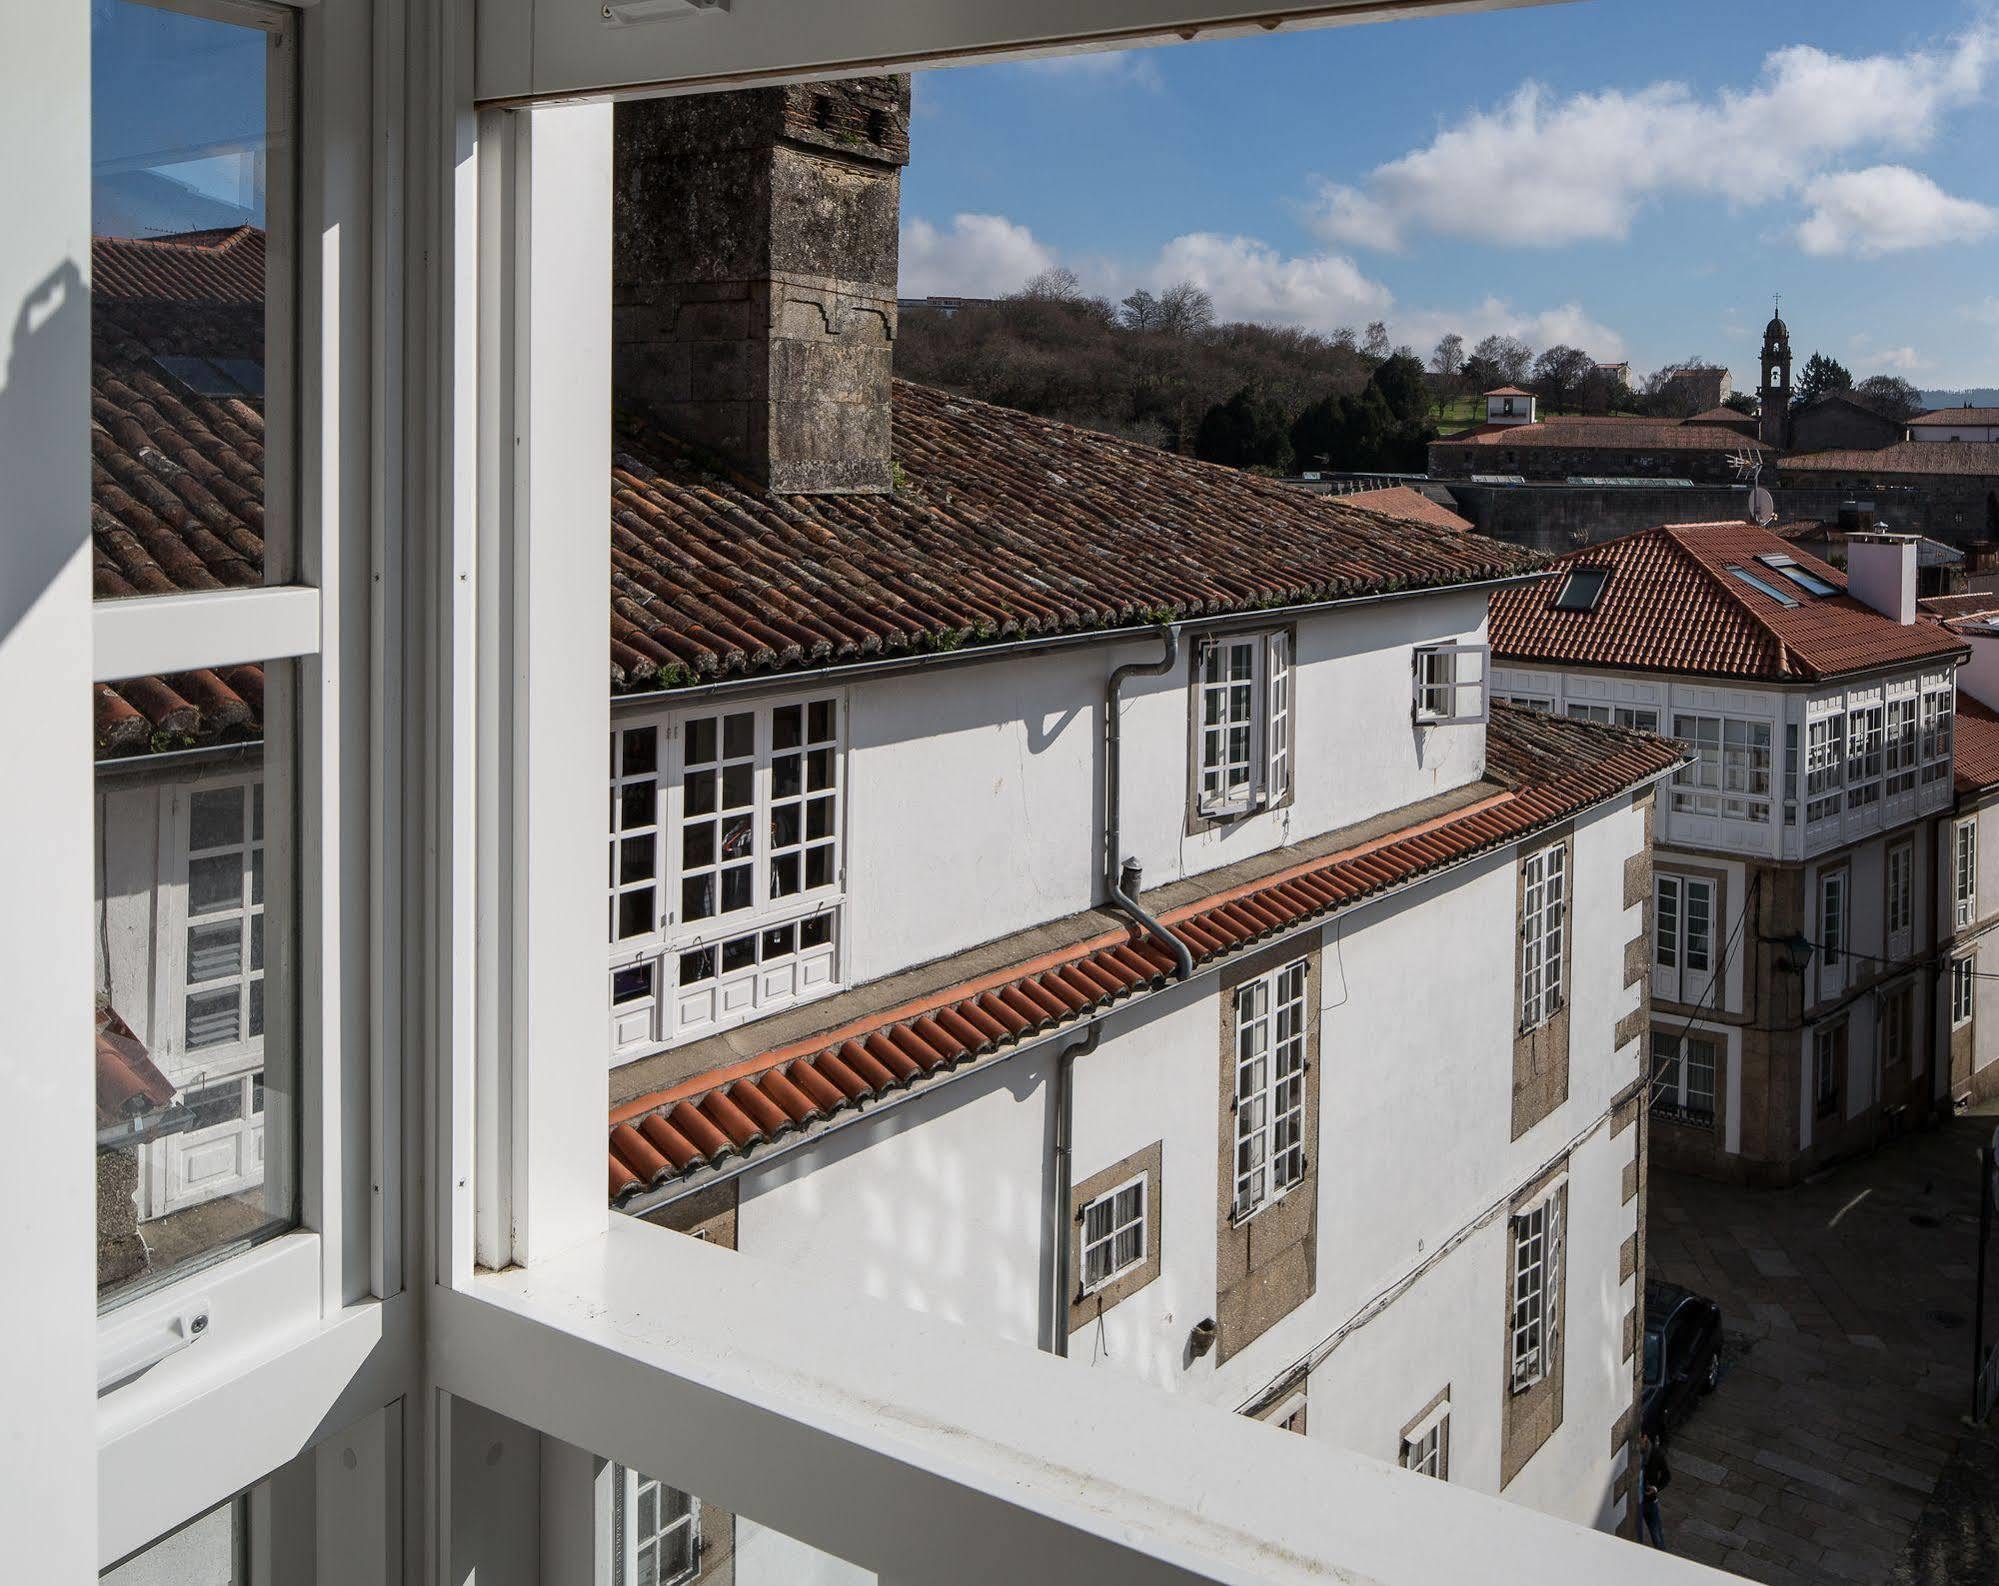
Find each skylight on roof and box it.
[1726,566,1799,608]
[1551,566,1611,613]
[1755,552,1837,598]
[153,354,265,400]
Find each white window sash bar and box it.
[91,586,324,683]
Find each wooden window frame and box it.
[1413,643,1488,726]
[1231,957,1310,1222]
[1079,1174,1149,1296]
[1192,630,1292,820]
[1519,843,1567,1032]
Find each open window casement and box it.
[1194,631,1291,818]
[1413,643,1488,726]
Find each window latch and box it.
[99,1296,211,1394]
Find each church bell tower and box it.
[1758,299,1791,451]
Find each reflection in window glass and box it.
[90,0,290,599]
[96,663,293,1307]
[607,1464,877,1586]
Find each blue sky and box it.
[903,0,1999,393]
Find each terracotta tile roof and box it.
[1437,419,1769,453]
[1685,406,1757,428]
[609,384,1542,691]
[1782,441,1999,477]
[1920,594,1999,625]
[1489,522,1967,683]
[1958,696,1999,795]
[1327,484,1472,533]
[1912,408,1999,427]
[90,230,272,761]
[96,1004,176,1134]
[605,703,1686,1205]
[1484,386,1534,398]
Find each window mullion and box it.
[92,586,323,683]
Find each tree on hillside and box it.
[1574,365,1632,417]
[1362,320,1392,361]
[1465,333,1533,392]
[1016,265,1085,301]
[1531,345,1596,413]
[1429,333,1468,417]
[1119,289,1161,331]
[1639,359,1722,418]
[1371,352,1431,430]
[1194,385,1293,472]
[1155,282,1215,338]
[1792,352,1853,410]
[1853,374,1923,422]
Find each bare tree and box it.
[1120,289,1161,331]
[1362,320,1392,361]
[1467,333,1533,389]
[1015,265,1084,301]
[1530,345,1596,414]
[1429,332,1467,419]
[1154,282,1216,337]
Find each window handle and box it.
[99,1297,210,1394]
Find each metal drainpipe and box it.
[1105,626,1196,981]
[1045,1021,1103,1357]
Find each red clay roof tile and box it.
[1489,523,1966,683]
[606,705,1686,1204]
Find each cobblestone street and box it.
[1647,1112,1999,1585]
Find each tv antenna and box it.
[1730,448,1775,525]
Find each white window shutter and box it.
[1541,1196,1564,1380]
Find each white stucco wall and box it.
[795,588,1492,989]
[735,792,1648,1527]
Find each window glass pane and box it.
[91,0,290,601]
[96,662,295,1308]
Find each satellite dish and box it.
[1749,486,1776,526]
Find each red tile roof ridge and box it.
[607,708,1684,1202]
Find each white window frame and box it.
[1819,868,1848,1000]
[1954,956,1977,1028]
[1399,1402,1449,1479]
[1413,642,1488,726]
[1887,840,1914,960]
[1565,701,1657,732]
[1921,683,1955,785]
[1520,843,1566,1031]
[1508,1183,1564,1393]
[1956,817,1978,931]
[1879,982,1911,1071]
[1194,631,1291,818]
[1885,697,1919,797]
[1844,704,1884,811]
[1650,1030,1717,1127]
[1232,958,1309,1222]
[1805,713,1845,824]
[607,693,847,1058]
[1672,712,1772,822]
[1813,1021,1844,1116]
[1652,873,1715,1007]
[1078,1173,1148,1295]
[610,1465,701,1586]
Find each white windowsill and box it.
[437,1218,1709,1585]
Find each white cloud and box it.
[1307,19,1998,251]
[1142,233,1392,328]
[898,214,1058,298]
[1008,47,1162,90]
[1795,165,1997,256]
[899,213,1630,362]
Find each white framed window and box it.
[1954,956,1976,1028]
[1233,958,1309,1221]
[1880,983,1911,1070]
[1566,702,1658,732]
[1844,705,1884,811]
[1509,1188,1563,1392]
[1650,1030,1717,1126]
[1672,713,1772,821]
[1956,817,1978,931]
[1887,841,1914,959]
[171,778,268,1062]
[1653,873,1714,1006]
[1886,698,1919,797]
[1413,643,1488,725]
[1805,714,1845,823]
[1195,631,1291,817]
[1921,683,1955,785]
[1520,843,1566,1030]
[1497,693,1553,714]
[1819,868,1848,998]
[607,695,845,1057]
[610,1465,701,1586]
[1813,1021,1844,1117]
[1079,1174,1148,1294]
[1783,722,1798,826]
[1399,1403,1449,1479]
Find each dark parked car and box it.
[1642,1279,1723,1438]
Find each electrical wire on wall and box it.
[1648,873,1757,1107]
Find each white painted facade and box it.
[607,584,1656,1571]
[1910,418,1999,444]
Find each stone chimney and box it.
[613,76,910,495]
[1845,531,1917,625]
